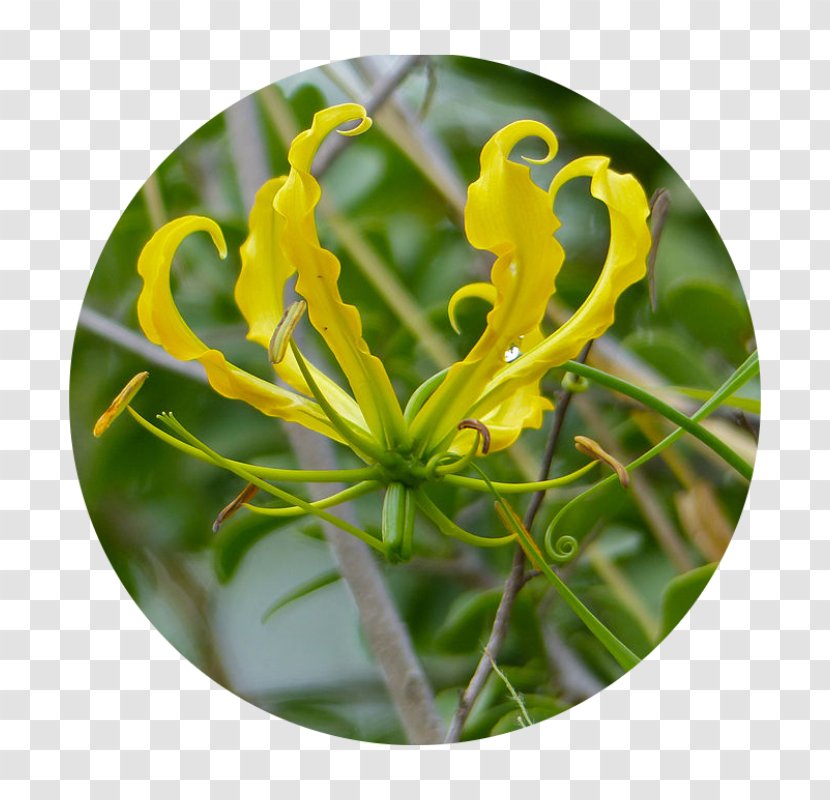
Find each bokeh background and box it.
[69,56,757,743]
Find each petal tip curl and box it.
[337,114,372,138]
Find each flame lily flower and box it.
[107,103,651,561]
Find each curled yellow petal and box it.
[93,371,149,437]
[456,326,554,455]
[477,383,553,453]
[447,282,497,335]
[448,380,554,456]
[472,155,651,420]
[411,120,564,454]
[275,103,405,447]
[236,177,291,351]
[237,177,367,431]
[136,216,344,442]
[442,282,553,454]
[137,216,228,355]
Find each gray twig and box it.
[78,307,206,383]
[542,624,603,703]
[523,344,594,530]
[224,69,444,743]
[334,56,469,220]
[647,188,671,312]
[85,59,444,742]
[405,551,497,590]
[315,55,428,175]
[444,546,526,743]
[284,425,444,744]
[444,342,594,742]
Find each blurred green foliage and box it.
[70,56,757,743]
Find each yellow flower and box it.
[125,102,651,559]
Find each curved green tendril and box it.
[470,464,640,672]
[433,432,483,476]
[545,351,760,557]
[562,358,754,481]
[289,340,387,462]
[126,406,381,483]
[403,367,449,424]
[244,480,381,518]
[413,488,516,548]
[442,461,597,493]
[155,412,387,553]
[547,533,579,564]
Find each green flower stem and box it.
[562,358,755,481]
[442,461,597,493]
[127,407,381,484]
[403,368,449,424]
[413,489,516,548]
[289,341,389,463]
[624,350,759,473]
[433,432,483,476]
[472,465,641,672]
[156,412,387,554]
[545,351,760,556]
[665,385,760,415]
[244,480,381,518]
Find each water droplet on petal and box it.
[504,345,521,363]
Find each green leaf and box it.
[562,359,755,480]
[664,279,753,361]
[546,351,760,560]
[432,588,544,657]
[261,569,341,623]
[213,514,295,584]
[490,708,532,736]
[490,695,565,736]
[288,82,330,130]
[434,588,503,653]
[623,328,720,388]
[472,465,642,672]
[588,525,644,561]
[659,562,718,641]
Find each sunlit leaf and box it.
[664,279,753,361]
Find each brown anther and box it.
[93,371,150,437]
[212,483,259,533]
[574,435,630,488]
[458,418,491,455]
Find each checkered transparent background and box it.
[0,0,824,795]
